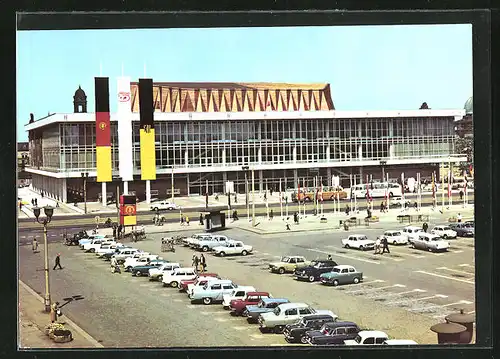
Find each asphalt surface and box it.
[18,192,473,231]
[19,214,475,347]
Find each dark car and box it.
[130,260,168,276]
[304,321,360,345]
[449,223,474,237]
[294,260,338,282]
[245,298,290,323]
[283,314,337,344]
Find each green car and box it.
[319,265,363,286]
[130,259,169,277]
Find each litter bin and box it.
[445,309,475,344]
[430,322,467,344]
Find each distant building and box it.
[455,96,473,138]
[24,82,466,204]
[18,142,31,184]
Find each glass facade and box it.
[29,116,457,172]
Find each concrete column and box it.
[145,180,151,204]
[101,182,107,206]
[186,173,190,196]
[327,168,332,185]
[123,181,129,195]
[389,144,394,159]
[185,150,189,167]
[358,145,363,160]
[62,178,67,202]
[259,170,263,193]
[294,169,298,189]
[222,172,228,193]
[222,149,226,166]
[258,147,262,164]
[293,147,297,163]
[326,146,330,161]
[359,167,364,183]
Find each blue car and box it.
[244,298,290,323]
[130,260,169,276]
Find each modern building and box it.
[24,82,466,204]
[17,142,31,185]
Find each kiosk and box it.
[203,207,227,232]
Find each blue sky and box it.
[16,24,472,142]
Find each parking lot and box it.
[18,219,475,346]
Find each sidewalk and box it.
[18,186,83,217]
[19,281,103,349]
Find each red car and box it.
[179,273,220,292]
[229,292,272,316]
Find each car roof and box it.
[247,292,270,296]
[333,265,355,270]
[278,303,308,310]
[325,321,358,328]
[418,233,442,239]
[384,340,417,344]
[234,286,255,290]
[384,230,401,233]
[302,314,335,321]
[262,298,288,303]
[350,234,367,237]
[359,330,388,337]
[404,226,422,230]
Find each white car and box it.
[431,225,458,239]
[162,267,197,288]
[183,233,212,247]
[212,240,253,257]
[124,254,160,271]
[112,248,141,263]
[193,235,230,251]
[150,201,179,211]
[221,286,257,309]
[383,339,418,345]
[95,243,126,256]
[148,263,181,281]
[344,330,389,345]
[83,239,116,253]
[412,233,449,252]
[186,276,222,296]
[341,235,375,251]
[391,197,410,207]
[402,226,424,244]
[382,230,408,245]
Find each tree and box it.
[454,137,474,173]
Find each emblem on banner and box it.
[118,92,130,102]
[124,205,135,215]
[144,125,151,133]
[99,122,107,130]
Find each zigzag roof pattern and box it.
[130,82,335,113]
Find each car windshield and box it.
[258,301,264,308]
[273,307,281,316]
[354,335,362,343]
[431,237,442,241]
[442,227,451,231]
[360,236,368,241]
[332,268,341,273]
[393,232,401,236]
[281,257,290,262]
[311,261,321,268]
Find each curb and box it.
[19,280,104,348]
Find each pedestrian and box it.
[53,253,63,270]
[459,190,464,201]
[19,201,22,211]
[50,302,60,323]
[41,191,44,198]
[381,236,390,254]
[112,226,117,239]
[32,238,38,253]
[327,254,333,261]
[200,253,206,272]
[380,202,385,213]
[192,254,199,270]
[457,213,462,223]
[366,208,372,219]
[270,188,273,196]
[263,192,267,202]
[186,216,190,226]
[414,202,418,211]
[269,209,274,220]
[345,205,350,216]
[35,198,38,206]
[234,193,237,203]
[180,216,184,226]
[31,198,34,206]
[199,213,204,225]
[285,222,291,230]
[374,237,381,254]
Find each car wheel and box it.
[389,192,394,198]
[330,195,335,201]
[203,297,212,305]
[332,280,339,286]
[126,266,132,271]
[274,325,284,334]
[241,250,248,256]
[300,336,308,344]
[345,244,350,249]
[202,246,209,252]
[219,251,226,257]
[443,234,448,239]
[392,240,397,245]
[353,277,360,284]
[411,243,416,249]
[308,275,315,282]
[278,267,285,274]
[157,275,163,281]
[359,245,364,251]
[171,281,179,288]
[154,207,159,211]
[135,270,142,277]
[167,207,173,210]
[89,248,95,253]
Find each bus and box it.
[350,182,402,199]
[291,186,348,202]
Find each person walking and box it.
[32,238,38,253]
[457,213,462,223]
[31,198,34,206]
[34,198,38,206]
[192,254,199,271]
[180,216,185,226]
[199,213,204,225]
[345,205,350,216]
[19,201,23,211]
[327,254,333,261]
[269,209,274,221]
[186,216,190,226]
[459,190,464,201]
[381,236,390,254]
[199,253,206,273]
[422,222,429,233]
[53,253,63,270]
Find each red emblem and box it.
[124,205,135,215]
[118,92,131,102]
[99,122,107,130]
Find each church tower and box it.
[73,85,88,113]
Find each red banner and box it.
[96,112,111,147]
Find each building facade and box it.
[24,82,467,203]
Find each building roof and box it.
[130,82,334,113]
[464,96,472,114]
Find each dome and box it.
[464,96,472,114]
[74,85,87,99]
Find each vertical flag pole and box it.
[279,178,283,219]
[297,180,301,217]
[265,181,269,220]
[449,159,453,208]
[206,179,209,210]
[171,168,175,203]
[251,168,256,227]
[441,163,445,212]
[354,175,357,213]
[386,173,390,212]
[401,172,405,212]
[349,174,353,213]
[303,178,306,217]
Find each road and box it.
[18,192,473,230]
[18,222,475,347]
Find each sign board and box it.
[407,177,416,192]
[332,176,340,187]
[225,181,234,194]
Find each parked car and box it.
[179,273,220,292]
[341,234,375,251]
[229,292,272,316]
[283,314,338,344]
[83,239,116,253]
[294,259,339,282]
[182,233,212,247]
[449,223,474,237]
[112,248,141,264]
[189,279,238,304]
[382,230,408,245]
[79,234,106,248]
[268,256,311,274]
[431,225,458,239]
[194,235,230,252]
[130,259,168,277]
[102,247,132,261]
[221,286,256,309]
[212,240,253,257]
[391,197,410,207]
[344,330,389,345]
[258,303,337,334]
[124,254,161,271]
[402,226,424,244]
[95,243,126,257]
[411,233,449,252]
[320,265,363,286]
[383,339,418,345]
[186,276,225,296]
[245,298,290,323]
[304,321,361,345]
[148,263,181,281]
[162,267,197,288]
[150,201,179,211]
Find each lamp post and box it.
[81,172,88,214]
[33,205,54,313]
[242,166,254,226]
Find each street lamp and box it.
[33,205,54,313]
[81,172,89,214]
[242,165,255,227]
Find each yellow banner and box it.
[123,215,137,226]
[140,128,156,180]
[96,146,112,182]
